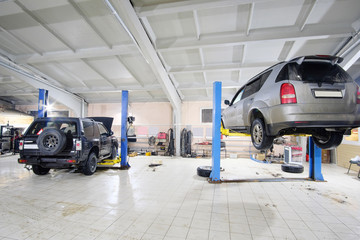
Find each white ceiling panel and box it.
[251,0,303,29]
[11,26,68,52]
[244,40,285,63]
[203,45,244,65]
[174,72,205,84]
[198,6,239,34]
[49,20,107,49]
[147,11,197,39]
[85,57,133,80]
[161,49,202,67]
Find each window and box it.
[82,120,94,137]
[98,123,108,135]
[276,62,351,83]
[242,78,260,99]
[241,71,272,100]
[231,88,244,105]
[201,108,224,123]
[27,120,77,136]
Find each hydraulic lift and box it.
[209,81,325,183]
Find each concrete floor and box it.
[0,154,359,240]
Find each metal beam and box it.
[80,58,116,88]
[246,3,255,35]
[169,62,272,74]
[296,0,317,31]
[193,10,201,40]
[107,0,181,110]
[156,23,352,51]
[0,91,38,96]
[0,26,42,55]
[69,83,162,93]
[15,45,137,64]
[0,57,86,117]
[14,0,75,52]
[137,0,271,17]
[68,0,112,48]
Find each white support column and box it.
[173,106,182,157]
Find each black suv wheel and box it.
[110,146,117,160]
[37,129,67,155]
[82,152,97,175]
[32,165,50,175]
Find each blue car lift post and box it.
[38,89,48,118]
[97,90,130,169]
[209,81,325,183]
[120,90,131,170]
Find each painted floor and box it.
[0,154,359,240]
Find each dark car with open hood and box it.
[18,117,118,175]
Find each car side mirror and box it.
[224,100,230,105]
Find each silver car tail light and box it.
[281,83,297,104]
[76,140,82,151]
[357,86,360,104]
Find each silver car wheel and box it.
[253,124,263,145]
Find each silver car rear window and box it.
[276,62,352,83]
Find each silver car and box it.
[222,55,360,150]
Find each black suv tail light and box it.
[281,83,297,104]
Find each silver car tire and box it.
[251,118,274,150]
[313,133,343,150]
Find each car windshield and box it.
[26,120,78,136]
[276,61,352,83]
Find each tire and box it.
[281,163,304,173]
[313,133,343,149]
[32,165,50,175]
[82,152,98,176]
[251,118,274,150]
[37,129,67,155]
[110,145,117,160]
[197,166,212,177]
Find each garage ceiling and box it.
[0,0,359,106]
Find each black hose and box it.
[180,128,187,157]
[166,128,175,156]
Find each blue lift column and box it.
[308,136,324,181]
[210,81,222,182]
[120,90,130,169]
[38,89,49,118]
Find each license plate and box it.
[24,144,38,149]
[314,90,342,98]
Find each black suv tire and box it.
[251,118,274,150]
[37,129,67,155]
[82,152,97,175]
[110,146,117,160]
[32,165,50,175]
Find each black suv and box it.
[18,117,118,175]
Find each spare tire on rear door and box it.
[37,128,67,155]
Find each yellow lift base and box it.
[97,157,121,166]
[220,125,250,137]
[220,125,309,138]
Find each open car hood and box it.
[90,117,114,132]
